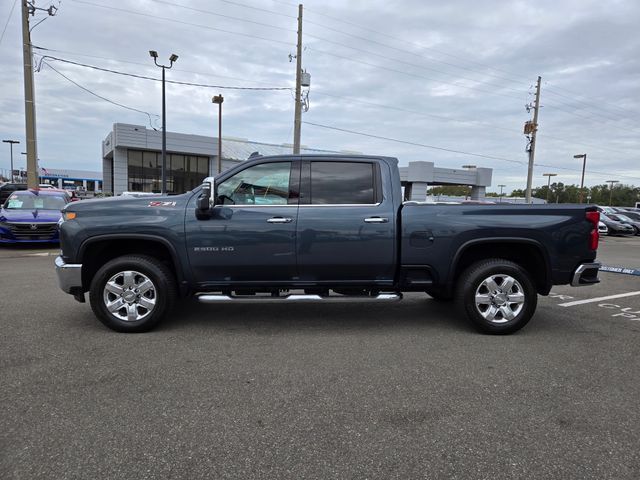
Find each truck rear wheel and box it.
[89,255,177,333]
[455,259,537,334]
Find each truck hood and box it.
[0,208,62,223]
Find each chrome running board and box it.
[197,293,402,304]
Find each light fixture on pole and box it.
[212,95,224,174]
[2,139,19,182]
[149,50,178,194]
[542,173,557,202]
[606,179,619,206]
[573,154,587,203]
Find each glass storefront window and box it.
[128,150,209,193]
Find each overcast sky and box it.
[1,0,639,192]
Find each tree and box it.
[427,185,472,196]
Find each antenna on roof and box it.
[248,151,261,159]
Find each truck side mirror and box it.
[196,181,213,213]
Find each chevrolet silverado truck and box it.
[55,154,601,334]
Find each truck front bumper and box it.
[570,262,600,287]
[55,256,83,294]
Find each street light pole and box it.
[498,184,506,203]
[607,179,619,206]
[542,173,557,202]
[574,153,587,203]
[150,50,178,194]
[2,140,19,182]
[212,95,224,174]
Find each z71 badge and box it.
[148,201,177,207]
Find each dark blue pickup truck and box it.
[55,155,601,334]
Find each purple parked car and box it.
[0,189,69,244]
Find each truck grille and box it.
[6,222,58,240]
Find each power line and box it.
[212,0,296,19]
[545,83,640,119]
[542,103,640,135]
[305,32,529,97]
[70,0,294,48]
[0,0,18,47]
[303,120,528,165]
[309,48,527,101]
[314,91,635,156]
[148,0,293,33]
[542,90,640,128]
[302,121,640,181]
[158,0,532,98]
[36,54,293,91]
[269,0,640,126]
[297,3,640,125]
[43,61,159,128]
[32,44,290,87]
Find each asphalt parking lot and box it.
[1,236,639,479]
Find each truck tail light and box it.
[586,211,599,250]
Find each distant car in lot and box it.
[606,213,640,235]
[618,210,640,223]
[0,183,28,204]
[598,221,608,235]
[599,214,635,236]
[0,189,69,244]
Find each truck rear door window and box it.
[310,162,375,204]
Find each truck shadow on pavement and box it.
[157,297,484,335]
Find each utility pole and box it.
[542,173,557,202]
[498,184,506,203]
[607,179,619,206]
[524,76,541,204]
[2,140,20,182]
[574,153,587,203]
[21,0,38,189]
[292,3,303,154]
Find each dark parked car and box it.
[0,189,69,243]
[599,214,635,236]
[618,210,640,223]
[0,183,28,204]
[607,213,640,235]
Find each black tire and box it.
[455,258,537,335]
[89,255,177,333]
[425,289,453,302]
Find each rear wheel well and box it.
[452,242,549,294]
[80,239,179,292]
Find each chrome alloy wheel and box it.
[474,274,525,324]
[102,270,157,322]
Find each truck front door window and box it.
[217,162,292,205]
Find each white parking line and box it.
[558,291,640,307]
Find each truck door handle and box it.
[267,216,293,224]
[364,217,389,223]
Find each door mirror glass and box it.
[196,180,213,212]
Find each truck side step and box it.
[196,293,402,304]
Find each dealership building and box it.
[102,123,493,200]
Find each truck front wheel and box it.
[455,259,537,334]
[89,255,177,333]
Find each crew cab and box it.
[55,155,600,334]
